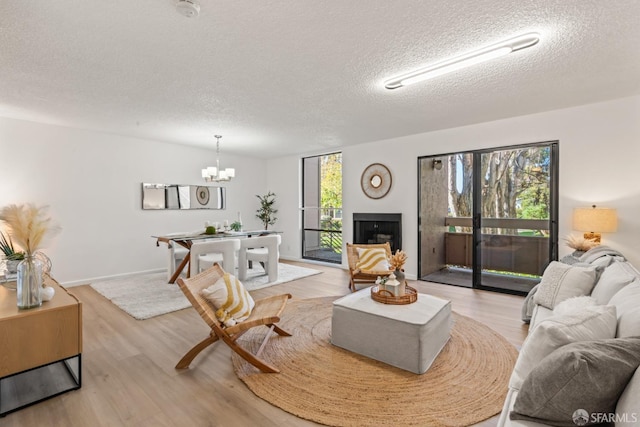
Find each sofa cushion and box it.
[609,280,640,338]
[533,261,599,310]
[591,261,637,305]
[509,305,617,390]
[510,337,640,426]
[616,368,640,425]
[529,304,554,329]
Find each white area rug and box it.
[89,263,322,320]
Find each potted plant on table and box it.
[256,191,277,230]
[0,204,61,307]
[0,231,25,275]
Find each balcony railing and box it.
[302,207,343,264]
[443,217,550,276]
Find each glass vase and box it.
[17,255,43,309]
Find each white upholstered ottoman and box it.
[331,288,452,374]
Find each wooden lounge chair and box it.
[346,242,394,292]
[175,264,292,373]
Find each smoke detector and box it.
[176,0,200,18]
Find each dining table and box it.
[153,230,280,284]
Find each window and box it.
[302,153,343,263]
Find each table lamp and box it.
[572,205,618,244]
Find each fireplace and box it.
[353,213,402,252]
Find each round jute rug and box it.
[232,296,518,427]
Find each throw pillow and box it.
[356,247,390,273]
[609,280,640,337]
[509,305,617,390]
[615,307,640,338]
[201,272,255,327]
[609,280,640,315]
[533,261,599,310]
[590,261,636,305]
[510,337,640,426]
[553,296,597,317]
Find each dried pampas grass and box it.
[389,249,408,270]
[564,234,598,252]
[0,204,61,255]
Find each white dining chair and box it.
[189,239,241,277]
[238,235,281,282]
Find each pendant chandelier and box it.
[201,135,235,182]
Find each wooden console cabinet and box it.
[0,276,82,416]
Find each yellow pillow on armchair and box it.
[356,247,391,273]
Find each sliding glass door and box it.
[418,142,558,294]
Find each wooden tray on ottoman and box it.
[371,284,417,305]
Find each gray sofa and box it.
[497,246,640,427]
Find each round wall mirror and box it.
[360,163,392,199]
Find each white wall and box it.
[268,95,640,277]
[0,118,267,284]
[3,95,638,283]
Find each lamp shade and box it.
[573,206,618,233]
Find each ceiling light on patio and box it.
[202,135,236,182]
[384,32,540,89]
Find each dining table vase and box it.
[17,255,43,309]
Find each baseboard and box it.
[279,256,417,280]
[62,268,166,287]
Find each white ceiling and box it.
[1,1,639,158]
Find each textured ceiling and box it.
[1,1,639,158]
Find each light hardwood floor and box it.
[2,261,529,426]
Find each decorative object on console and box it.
[371,282,417,304]
[563,234,599,253]
[374,272,405,297]
[0,203,61,309]
[256,191,277,229]
[572,204,617,244]
[360,163,392,199]
[0,231,24,286]
[201,135,236,183]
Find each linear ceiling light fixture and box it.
[384,32,540,90]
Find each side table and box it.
[0,276,82,416]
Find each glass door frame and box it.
[417,140,559,295]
